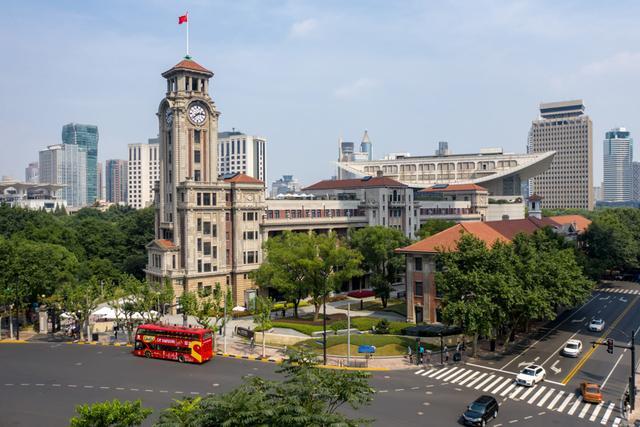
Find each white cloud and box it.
[334,78,379,99]
[581,51,640,76]
[290,18,318,38]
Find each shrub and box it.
[374,319,390,334]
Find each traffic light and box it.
[607,338,614,354]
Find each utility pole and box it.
[631,329,636,411]
[223,292,228,354]
[323,279,327,365]
[440,332,444,365]
[347,303,351,366]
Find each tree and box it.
[417,219,456,240]
[180,282,229,349]
[69,399,152,427]
[349,226,410,308]
[306,232,363,321]
[253,296,274,357]
[156,397,202,427]
[193,348,374,427]
[58,276,103,341]
[251,232,316,318]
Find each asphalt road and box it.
[1,282,638,427]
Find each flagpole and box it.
[186,12,190,57]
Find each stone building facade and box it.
[145,57,265,308]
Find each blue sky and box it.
[2,0,640,188]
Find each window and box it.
[203,193,211,205]
[225,212,231,221]
[203,241,211,255]
[203,263,212,272]
[197,218,202,232]
[415,281,423,295]
[194,170,201,182]
[414,257,423,271]
[194,150,201,163]
[197,259,202,272]
[197,193,202,206]
[203,221,211,234]
[243,251,258,264]
[197,238,202,252]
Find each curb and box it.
[66,341,133,347]
[215,351,281,363]
[317,364,390,372]
[0,339,28,344]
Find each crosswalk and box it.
[413,366,622,425]
[599,287,640,295]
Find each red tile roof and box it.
[396,214,591,254]
[154,239,178,250]
[303,177,407,191]
[163,58,213,76]
[222,173,264,184]
[420,184,488,192]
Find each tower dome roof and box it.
[162,57,213,77]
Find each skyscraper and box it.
[39,144,87,207]
[217,131,267,182]
[633,162,640,201]
[603,128,633,202]
[97,162,104,200]
[270,175,301,197]
[62,123,99,204]
[360,130,372,161]
[106,159,128,204]
[127,140,159,209]
[25,161,39,183]
[528,100,594,210]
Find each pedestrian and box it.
[418,345,425,365]
[426,349,432,365]
[444,345,449,363]
[114,324,119,340]
[282,308,286,318]
[407,345,413,364]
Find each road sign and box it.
[358,345,376,354]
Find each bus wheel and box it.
[144,351,151,358]
[178,355,185,363]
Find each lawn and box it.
[351,298,407,317]
[261,316,415,336]
[296,334,438,356]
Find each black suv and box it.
[462,395,499,426]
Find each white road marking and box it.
[589,402,603,422]
[145,389,153,392]
[83,385,93,389]
[508,420,518,424]
[35,384,44,386]
[159,390,168,393]
[115,387,124,390]
[483,376,504,392]
[500,383,517,397]
[451,370,474,383]
[577,402,591,418]
[443,368,466,382]
[556,393,574,412]
[421,369,435,377]
[567,396,583,415]
[491,378,512,394]
[20,383,30,386]
[434,367,457,379]
[612,416,621,426]
[190,392,199,395]
[415,369,425,375]
[600,402,615,425]
[546,390,564,411]
[458,372,480,386]
[174,391,183,394]
[100,386,109,390]
[130,388,139,391]
[524,415,533,420]
[601,350,627,390]
[527,386,547,404]
[518,386,535,400]
[536,388,555,407]
[475,374,495,390]
[549,360,561,374]
[427,368,444,378]
[68,385,77,388]
[395,388,405,392]
[509,386,525,400]
[466,373,488,388]
[52,384,61,387]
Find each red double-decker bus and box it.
[133,324,214,364]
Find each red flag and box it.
[178,14,188,24]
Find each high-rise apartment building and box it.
[603,127,633,202]
[62,123,99,204]
[39,144,87,207]
[270,175,301,197]
[528,100,594,210]
[146,57,265,307]
[106,159,128,204]
[25,161,39,183]
[127,139,159,209]
[217,131,266,182]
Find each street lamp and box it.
[182,275,188,327]
[323,279,327,365]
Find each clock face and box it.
[188,104,207,125]
[165,109,173,126]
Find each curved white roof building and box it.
[336,148,555,196]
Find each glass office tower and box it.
[62,123,99,203]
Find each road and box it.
[1,282,638,426]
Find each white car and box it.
[516,365,546,386]
[562,339,583,357]
[589,318,605,332]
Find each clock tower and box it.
[146,57,266,310]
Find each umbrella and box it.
[232,306,247,312]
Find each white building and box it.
[127,139,159,209]
[25,162,39,183]
[39,144,87,207]
[0,180,66,211]
[217,131,266,183]
[603,128,633,202]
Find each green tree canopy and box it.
[69,399,152,427]
[417,219,456,240]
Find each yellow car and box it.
[581,382,603,404]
